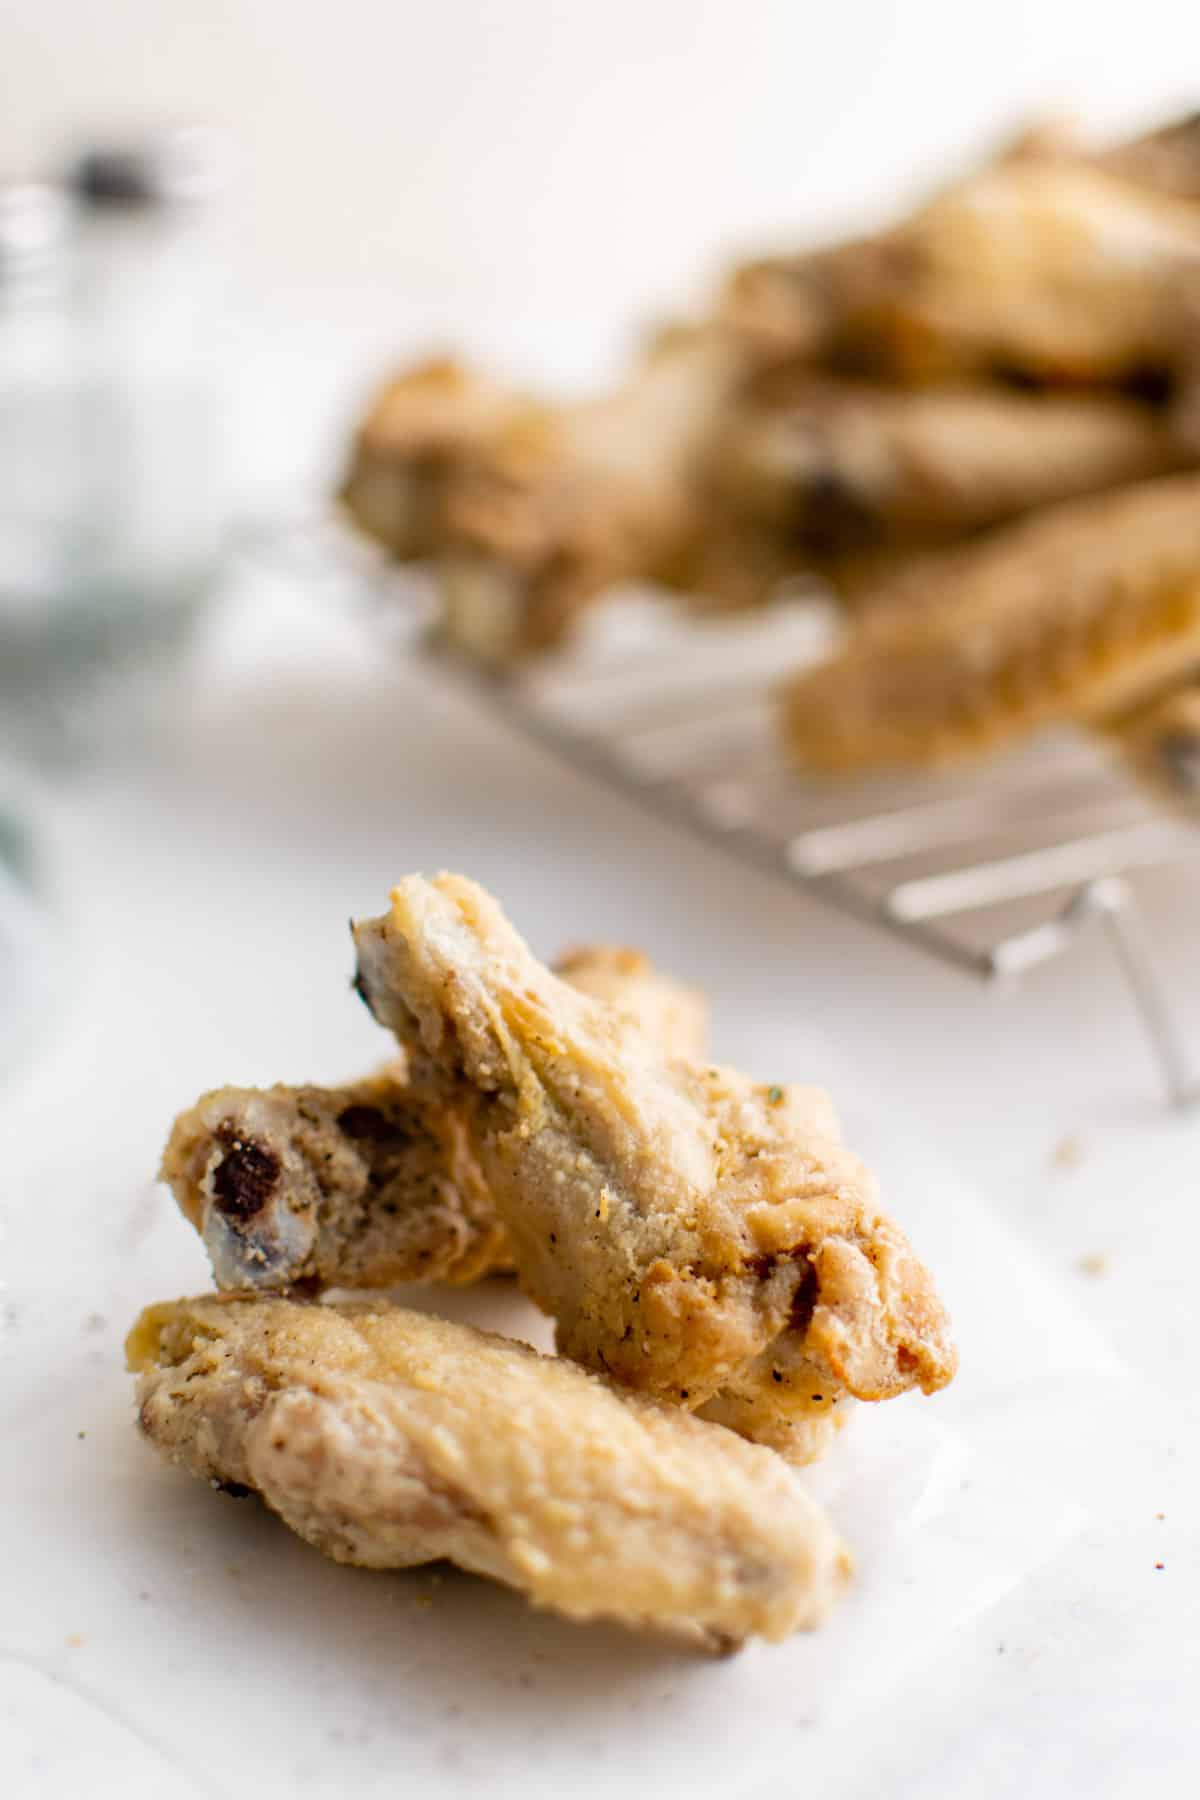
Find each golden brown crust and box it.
[721,156,1200,392]
[160,1066,507,1294]
[710,377,1190,547]
[162,946,708,1296]
[780,472,1200,771]
[435,328,751,657]
[128,1293,850,1647]
[350,874,956,1461]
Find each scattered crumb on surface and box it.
[1050,1133,1087,1172]
[65,1634,84,1648]
[1078,1252,1109,1277]
[1156,1512,1166,1521]
[1155,1562,1165,1571]
[415,1594,433,1609]
[83,1313,107,1333]
[77,1430,86,1440]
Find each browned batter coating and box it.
[722,157,1200,393]
[435,327,750,657]
[128,1293,849,1648]
[351,874,957,1463]
[780,472,1200,772]
[710,376,1191,551]
[677,377,1193,612]
[163,946,707,1296]
[339,357,533,561]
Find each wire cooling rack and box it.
[258,517,1200,1107]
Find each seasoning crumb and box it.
[1156,1512,1166,1521]
[76,1430,86,1440]
[1050,1132,1086,1171]
[1155,1562,1165,1571]
[1078,1252,1109,1277]
[83,1312,107,1333]
[65,1634,84,1648]
[767,1085,784,1106]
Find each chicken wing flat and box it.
[162,946,706,1296]
[350,874,957,1463]
[128,1293,848,1648]
[710,377,1191,551]
[1100,679,1200,809]
[781,472,1200,772]
[676,377,1193,614]
[723,159,1200,392]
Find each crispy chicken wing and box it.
[435,327,749,657]
[711,377,1191,550]
[128,1293,848,1648]
[350,875,957,1462]
[723,159,1200,393]
[339,357,534,561]
[342,329,750,659]
[677,377,1193,613]
[780,472,1200,771]
[163,946,706,1295]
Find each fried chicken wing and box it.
[339,357,533,561]
[780,472,1200,771]
[350,875,956,1462]
[436,327,749,657]
[711,377,1191,550]
[723,159,1200,393]
[163,946,706,1295]
[676,377,1193,613]
[128,1293,848,1648]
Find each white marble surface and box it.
[3,572,1199,1798]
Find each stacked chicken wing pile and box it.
[341,114,1200,805]
[130,876,957,1648]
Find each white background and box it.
[4,0,1200,334]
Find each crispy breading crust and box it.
[350,874,956,1462]
[780,472,1200,771]
[128,1294,850,1648]
[162,947,707,1295]
[339,357,534,561]
[722,156,1200,392]
[710,378,1191,549]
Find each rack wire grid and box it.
[268,518,1200,1108]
